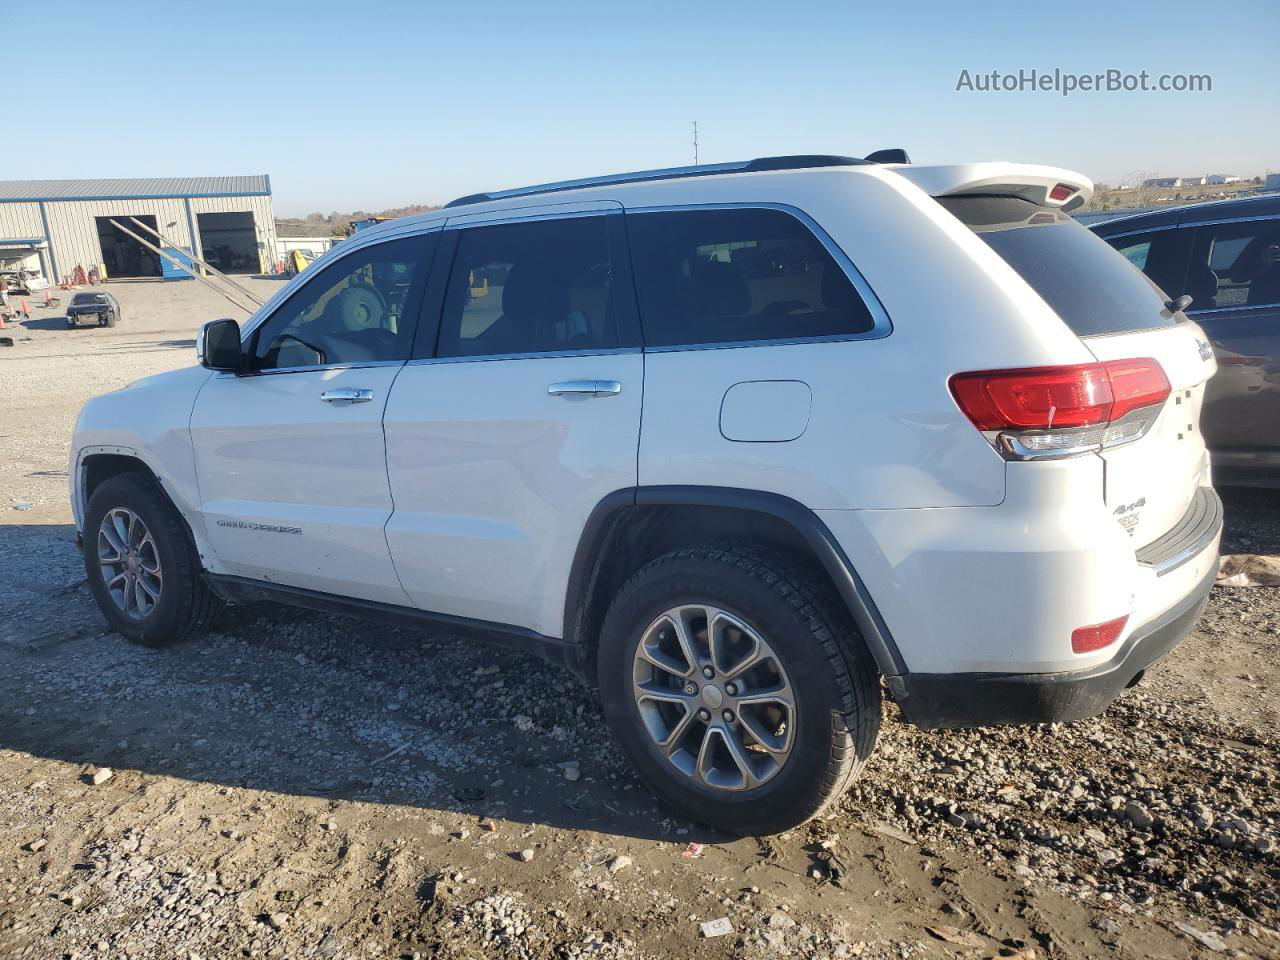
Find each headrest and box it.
[690,258,750,316]
[502,263,571,323]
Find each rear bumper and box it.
[893,561,1216,729]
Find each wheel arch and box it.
[77,449,212,570]
[564,485,907,686]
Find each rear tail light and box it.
[950,359,1170,460]
[1071,615,1128,654]
[1049,182,1078,202]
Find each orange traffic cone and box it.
[0,312,6,330]
[43,288,53,306]
[19,298,29,319]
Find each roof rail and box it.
[443,154,871,209]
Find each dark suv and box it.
[1092,195,1280,488]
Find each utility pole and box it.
[692,121,699,165]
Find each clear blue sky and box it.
[14,0,1279,216]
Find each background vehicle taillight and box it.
[950,359,1170,460]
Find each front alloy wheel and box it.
[82,471,215,647]
[97,507,163,619]
[632,604,794,791]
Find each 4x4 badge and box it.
[1196,339,1213,361]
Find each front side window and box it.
[1115,239,1151,271]
[436,215,618,358]
[252,235,432,370]
[1100,227,1189,303]
[627,208,877,347]
[1189,219,1280,310]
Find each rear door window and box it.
[626,207,878,347]
[1187,219,1280,310]
[940,196,1180,337]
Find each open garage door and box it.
[198,211,259,274]
[96,216,162,278]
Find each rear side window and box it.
[627,208,877,347]
[940,196,1179,337]
[436,215,618,358]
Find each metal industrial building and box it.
[0,176,276,284]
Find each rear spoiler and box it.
[886,162,1094,211]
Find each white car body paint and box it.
[69,157,1220,698]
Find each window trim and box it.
[622,202,892,352]
[238,230,439,375]
[414,207,643,362]
[1099,213,1280,241]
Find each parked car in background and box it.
[66,291,122,329]
[70,155,1221,834]
[1092,195,1280,487]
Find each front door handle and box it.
[320,387,374,404]
[547,380,622,398]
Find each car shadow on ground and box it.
[16,315,78,331]
[97,338,197,351]
[0,522,730,845]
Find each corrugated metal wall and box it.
[0,201,44,237]
[44,198,191,275]
[0,192,276,279]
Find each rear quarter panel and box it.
[630,168,1098,509]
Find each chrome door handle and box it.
[320,387,374,404]
[547,380,622,398]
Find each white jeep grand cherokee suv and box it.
[71,154,1222,835]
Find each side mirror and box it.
[199,318,244,371]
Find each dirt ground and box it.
[0,279,1277,960]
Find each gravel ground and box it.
[0,280,1277,960]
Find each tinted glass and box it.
[942,196,1179,337]
[1190,219,1280,310]
[1101,227,1189,301]
[252,235,431,370]
[437,216,617,358]
[627,208,876,346]
[1115,239,1151,270]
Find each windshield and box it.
[72,293,107,304]
[938,195,1179,337]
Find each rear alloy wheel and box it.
[598,545,880,835]
[83,472,215,647]
[632,604,795,791]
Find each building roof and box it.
[0,175,270,202]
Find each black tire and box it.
[104,310,116,328]
[82,472,214,647]
[597,545,880,835]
